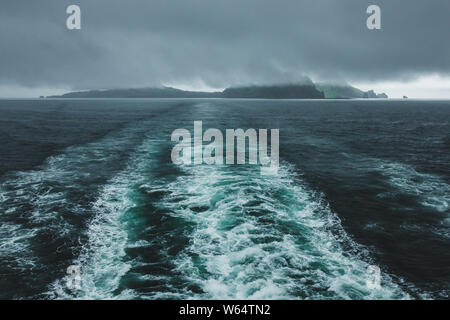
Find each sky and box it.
[1,0,450,98]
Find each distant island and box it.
[47,82,389,100]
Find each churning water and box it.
[0,99,448,299]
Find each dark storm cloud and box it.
[1,0,449,89]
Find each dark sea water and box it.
[0,98,449,300]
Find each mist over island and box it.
[47,81,388,99]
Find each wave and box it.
[0,124,148,298]
[47,136,167,299]
[5,129,423,300]
[155,162,409,299]
[48,132,411,299]
[376,162,449,213]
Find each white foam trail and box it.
[153,162,409,300]
[49,182,135,299]
[48,138,164,299]
[45,144,415,299]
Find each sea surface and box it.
[0,98,449,300]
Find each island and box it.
[47,81,388,100]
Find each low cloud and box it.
[1,0,449,91]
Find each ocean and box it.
[0,98,449,300]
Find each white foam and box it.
[48,137,164,299]
[0,124,150,298]
[40,142,422,299]
[377,162,450,213]
[153,162,410,300]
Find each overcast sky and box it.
[1,0,450,98]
